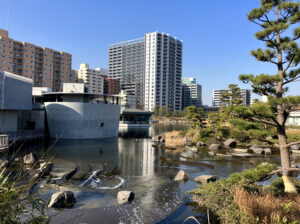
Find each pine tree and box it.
[185,106,205,128]
[153,105,160,116]
[220,84,243,106]
[239,0,300,193]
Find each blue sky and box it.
[0,0,299,105]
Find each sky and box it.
[0,0,299,105]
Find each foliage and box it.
[0,168,48,223]
[220,84,243,106]
[153,104,160,116]
[269,177,300,197]
[189,163,277,224]
[185,106,205,129]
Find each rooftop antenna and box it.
[7,8,10,32]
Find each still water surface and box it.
[35,123,286,224]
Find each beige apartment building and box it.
[0,29,72,92]
[77,63,105,94]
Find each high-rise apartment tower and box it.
[109,32,183,111]
[0,29,72,91]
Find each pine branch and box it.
[286,141,300,148]
[283,74,300,85]
[283,56,295,73]
[245,116,277,127]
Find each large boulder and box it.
[174,170,189,181]
[117,191,135,205]
[48,191,76,208]
[264,148,272,155]
[194,175,217,184]
[196,141,205,147]
[224,138,236,148]
[39,162,53,177]
[249,145,265,154]
[291,144,299,151]
[186,147,198,153]
[153,135,165,143]
[23,153,39,165]
[209,144,221,151]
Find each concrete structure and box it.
[212,89,251,107]
[109,31,183,111]
[43,93,121,139]
[0,71,44,142]
[0,29,72,92]
[0,71,33,110]
[120,90,136,109]
[32,87,52,96]
[63,83,86,93]
[182,77,202,109]
[286,111,300,126]
[77,63,105,94]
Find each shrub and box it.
[269,178,300,197]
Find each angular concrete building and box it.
[0,29,72,92]
[109,32,183,111]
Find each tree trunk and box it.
[277,125,297,193]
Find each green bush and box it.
[269,177,300,197]
[189,163,277,224]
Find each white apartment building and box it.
[213,89,251,107]
[77,63,106,94]
[109,32,183,111]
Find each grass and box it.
[234,187,300,224]
[164,131,185,147]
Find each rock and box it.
[224,138,236,148]
[264,148,272,155]
[233,148,248,153]
[194,175,217,184]
[0,160,10,169]
[50,160,78,180]
[209,144,221,151]
[208,151,216,156]
[13,157,24,163]
[250,144,259,150]
[231,153,254,157]
[196,141,205,147]
[186,146,198,153]
[183,137,188,145]
[251,147,265,154]
[290,145,299,151]
[216,153,232,158]
[117,191,135,205]
[174,170,189,181]
[39,162,53,177]
[48,191,76,208]
[23,153,39,165]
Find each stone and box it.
[251,147,265,154]
[208,151,216,156]
[23,153,39,165]
[290,145,299,151]
[233,148,248,153]
[186,146,198,153]
[0,160,10,169]
[194,175,217,184]
[13,157,24,163]
[39,162,53,177]
[117,191,135,205]
[224,138,236,148]
[48,191,76,208]
[216,153,232,158]
[50,160,78,180]
[231,153,254,157]
[174,170,189,181]
[196,141,205,147]
[209,144,221,151]
[264,148,272,155]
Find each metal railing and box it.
[0,135,8,149]
[0,129,44,142]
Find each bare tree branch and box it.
[286,141,300,148]
[283,55,295,73]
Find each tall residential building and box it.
[0,29,72,92]
[77,63,105,94]
[213,89,251,107]
[182,77,202,110]
[109,38,145,108]
[109,31,183,111]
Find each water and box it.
[33,123,286,224]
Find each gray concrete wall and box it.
[0,110,18,132]
[17,110,45,130]
[45,102,120,139]
[0,71,33,110]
